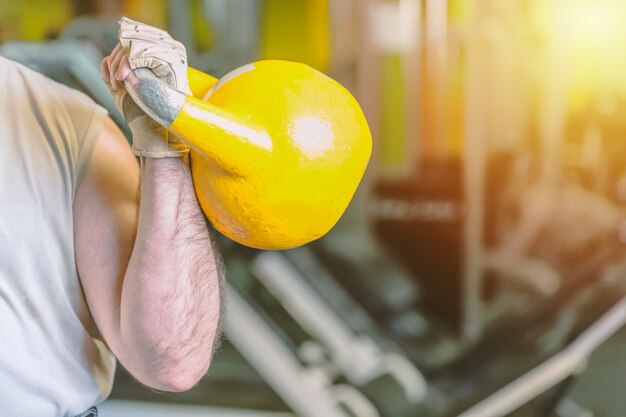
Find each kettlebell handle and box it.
[123,66,272,177]
[124,67,187,128]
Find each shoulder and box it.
[1,56,115,193]
[2,55,106,134]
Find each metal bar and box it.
[462,0,488,341]
[251,252,361,360]
[251,252,428,403]
[224,285,350,417]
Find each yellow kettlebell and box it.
[125,60,371,250]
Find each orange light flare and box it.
[548,0,626,109]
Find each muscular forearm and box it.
[92,19,223,391]
[120,157,222,392]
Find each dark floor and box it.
[568,326,626,416]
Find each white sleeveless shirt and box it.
[0,56,116,416]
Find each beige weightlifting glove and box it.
[103,17,190,158]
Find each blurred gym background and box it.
[2,0,626,416]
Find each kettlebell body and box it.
[127,60,372,250]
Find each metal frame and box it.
[458,298,626,417]
[250,251,428,403]
[224,284,369,417]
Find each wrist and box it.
[130,118,189,158]
[141,156,187,171]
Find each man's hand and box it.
[101,17,189,158]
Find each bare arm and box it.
[74,118,223,392]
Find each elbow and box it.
[156,370,206,393]
[158,342,217,392]
[126,349,213,393]
[145,360,211,393]
[119,329,221,392]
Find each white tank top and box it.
[0,55,115,416]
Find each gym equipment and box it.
[124,61,372,250]
[222,247,428,417]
